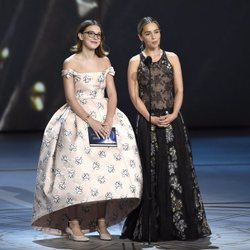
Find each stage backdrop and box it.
[0,0,250,131]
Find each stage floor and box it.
[0,128,249,250]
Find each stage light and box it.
[30,81,46,111]
[32,81,46,94]
[0,47,10,59]
[30,96,44,111]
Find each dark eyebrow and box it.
[85,30,101,34]
[144,28,160,34]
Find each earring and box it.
[140,42,144,51]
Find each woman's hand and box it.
[102,120,112,137]
[150,116,162,127]
[158,113,177,127]
[88,118,110,139]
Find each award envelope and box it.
[88,127,117,147]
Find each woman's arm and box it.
[169,52,184,117]
[103,61,117,133]
[128,56,161,126]
[159,52,184,126]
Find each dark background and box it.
[0,0,250,131]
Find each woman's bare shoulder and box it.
[63,54,77,69]
[98,56,111,68]
[129,54,141,63]
[166,51,178,59]
[127,54,141,73]
[128,54,141,69]
[165,51,181,67]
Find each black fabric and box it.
[120,52,211,241]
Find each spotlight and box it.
[30,96,44,111]
[0,47,10,59]
[30,81,46,111]
[32,81,46,94]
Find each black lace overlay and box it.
[137,52,174,111]
[121,52,211,241]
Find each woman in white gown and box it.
[32,20,142,242]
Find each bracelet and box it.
[84,114,90,123]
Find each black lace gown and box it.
[120,52,211,241]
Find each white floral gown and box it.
[32,67,142,235]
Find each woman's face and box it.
[139,22,161,49]
[78,25,102,50]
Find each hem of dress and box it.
[32,226,90,236]
[32,197,141,235]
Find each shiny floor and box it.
[0,128,249,250]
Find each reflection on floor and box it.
[0,128,249,250]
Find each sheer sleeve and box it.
[61,69,75,78]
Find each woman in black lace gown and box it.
[120,17,211,241]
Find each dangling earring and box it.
[140,42,145,51]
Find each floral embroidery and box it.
[75,157,83,165]
[115,181,123,189]
[121,169,129,177]
[91,189,98,197]
[68,169,75,178]
[53,196,60,203]
[122,143,129,151]
[105,192,113,199]
[32,66,142,236]
[69,144,77,152]
[66,197,74,206]
[59,182,66,190]
[97,176,105,184]
[98,151,106,158]
[83,75,92,83]
[75,185,83,194]
[82,173,90,181]
[107,165,115,173]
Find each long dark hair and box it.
[71,20,109,57]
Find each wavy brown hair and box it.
[71,20,109,57]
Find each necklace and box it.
[143,49,163,61]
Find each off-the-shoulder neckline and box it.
[63,66,113,75]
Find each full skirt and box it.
[32,100,142,235]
